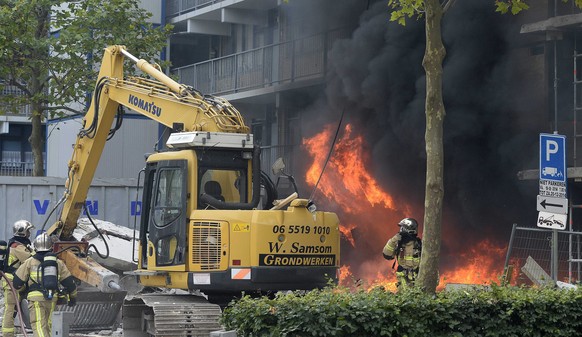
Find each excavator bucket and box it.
[52,219,136,331]
[55,288,127,331]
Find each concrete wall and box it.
[46,114,159,179]
[0,176,142,240]
[139,0,162,24]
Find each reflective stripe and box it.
[231,268,251,280]
[28,290,45,299]
[30,271,41,283]
[33,301,46,337]
[49,301,56,332]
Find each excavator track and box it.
[122,294,222,337]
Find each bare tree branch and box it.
[442,0,457,14]
[8,78,31,97]
[43,105,83,116]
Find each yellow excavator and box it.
[45,45,340,336]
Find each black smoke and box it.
[287,0,545,280]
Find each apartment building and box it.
[0,86,42,176]
[166,0,365,178]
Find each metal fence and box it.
[172,29,348,96]
[504,224,582,285]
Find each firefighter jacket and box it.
[13,252,77,302]
[382,232,422,270]
[3,237,33,280]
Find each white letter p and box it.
[546,140,559,162]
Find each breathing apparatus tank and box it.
[40,253,59,299]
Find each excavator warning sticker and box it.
[231,268,251,280]
[233,223,250,232]
[259,254,336,266]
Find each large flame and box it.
[302,124,506,290]
[303,124,399,213]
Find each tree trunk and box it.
[30,104,44,176]
[416,0,446,293]
[29,3,50,176]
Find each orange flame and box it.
[439,239,506,287]
[303,124,507,290]
[339,223,357,247]
[303,124,399,213]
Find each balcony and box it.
[166,0,226,17]
[1,84,32,117]
[0,161,34,176]
[171,29,348,96]
[0,151,45,176]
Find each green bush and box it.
[220,285,582,337]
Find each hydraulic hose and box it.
[0,271,29,337]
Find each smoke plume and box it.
[286,0,546,282]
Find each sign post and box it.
[537,133,568,230]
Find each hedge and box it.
[220,285,582,337]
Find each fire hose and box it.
[0,271,29,337]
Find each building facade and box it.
[166,0,363,179]
[0,86,42,176]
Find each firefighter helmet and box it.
[398,218,419,235]
[33,233,53,252]
[13,220,34,238]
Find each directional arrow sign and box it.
[537,195,568,215]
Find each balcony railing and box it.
[166,0,225,17]
[0,151,45,176]
[172,29,348,96]
[1,84,32,116]
[0,161,34,176]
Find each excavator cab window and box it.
[197,149,249,209]
[156,235,178,265]
[153,168,183,228]
[199,169,247,207]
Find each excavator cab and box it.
[137,141,257,272]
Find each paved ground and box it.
[3,329,120,337]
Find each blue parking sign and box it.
[539,133,566,183]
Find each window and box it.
[156,235,178,265]
[200,169,247,206]
[152,168,183,228]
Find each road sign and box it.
[539,133,566,183]
[539,180,567,198]
[536,195,568,214]
[539,133,567,199]
[537,211,567,230]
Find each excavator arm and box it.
[47,45,250,292]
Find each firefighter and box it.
[382,218,422,290]
[1,220,35,337]
[13,232,77,337]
